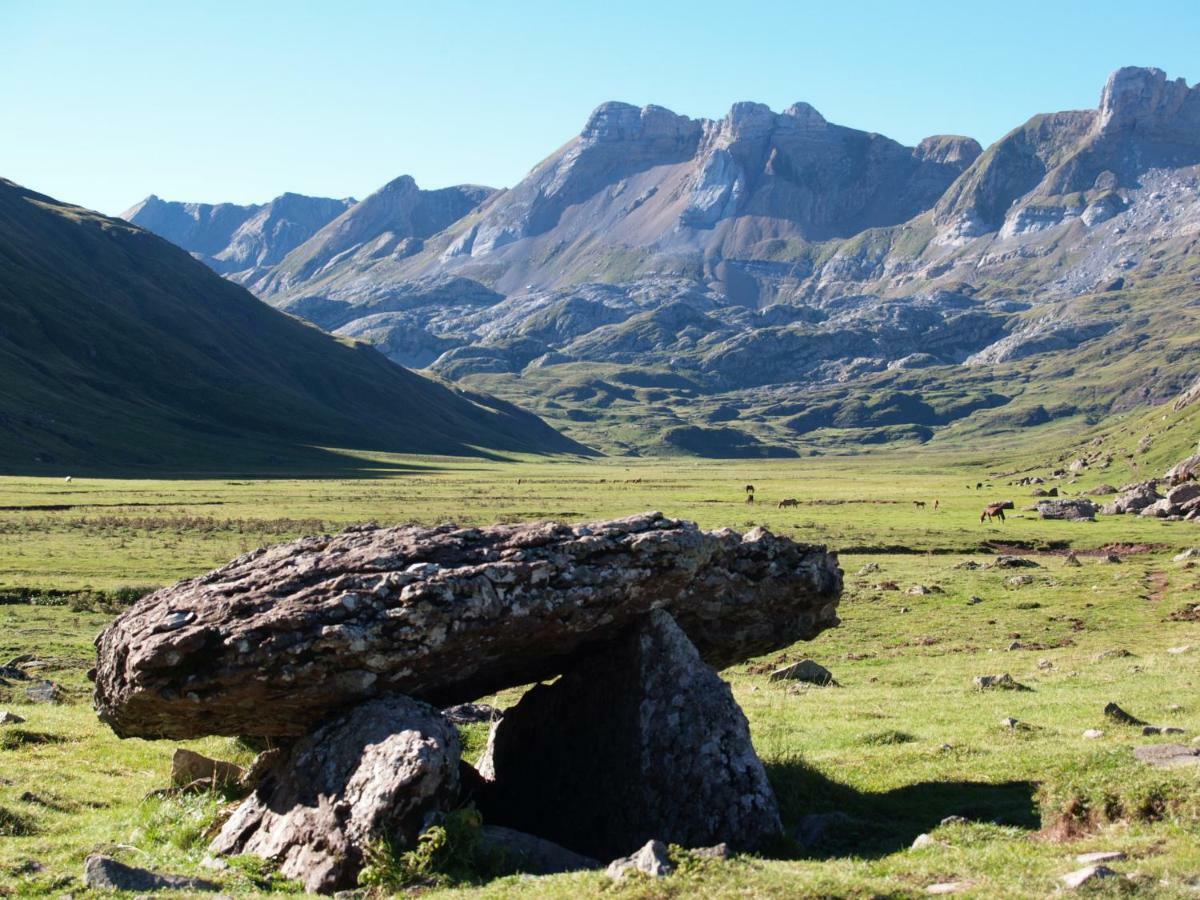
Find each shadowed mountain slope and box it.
[0,179,586,472]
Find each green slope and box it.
[0,179,589,473]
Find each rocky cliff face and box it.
[122,192,354,281]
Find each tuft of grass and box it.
[359,808,506,889]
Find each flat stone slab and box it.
[1133,743,1200,769]
[93,513,841,739]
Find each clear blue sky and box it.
[4,0,1198,215]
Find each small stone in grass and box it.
[1076,851,1126,864]
[1060,864,1118,889]
[1082,729,1105,740]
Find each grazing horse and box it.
[934,500,940,511]
[981,504,1007,523]
[913,500,926,509]
[778,497,799,508]
[745,484,755,494]
[745,494,755,504]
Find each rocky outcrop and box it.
[210,697,461,894]
[476,610,782,859]
[93,513,841,739]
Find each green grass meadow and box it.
[2,417,1200,896]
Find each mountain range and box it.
[0,178,584,472]
[125,66,1200,457]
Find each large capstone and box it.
[209,696,460,894]
[93,513,841,738]
[475,609,782,860]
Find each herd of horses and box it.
[742,484,1006,522]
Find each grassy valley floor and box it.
[2,443,1199,897]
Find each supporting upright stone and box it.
[210,696,460,894]
[476,609,782,860]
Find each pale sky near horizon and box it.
[3,0,1199,215]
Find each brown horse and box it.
[745,484,755,494]
[745,494,755,504]
[913,500,926,509]
[778,497,799,508]
[981,504,1006,523]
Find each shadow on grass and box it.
[765,754,1039,859]
[0,729,71,751]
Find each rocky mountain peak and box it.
[782,101,828,130]
[914,135,982,166]
[580,102,700,144]
[1097,66,1199,136]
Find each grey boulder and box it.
[477,610,781,860]
[210,696,461,894]
[83,855,218,892]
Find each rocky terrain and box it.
[126,67,1200,456]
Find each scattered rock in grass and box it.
[974,674,1029,691]
[927,882,974,895]
[1082,729,1105,740]
[606,839,672,880]
[478,825,601,875]
[24,680,61,704]
[171,748,245,789]
[1167,646,1192,654]
[1038,499,1097,521]
[1104,553,1122,564]
[857,563,881,575]
[1006,641,1024,651]
[0,711,25,725]
[1076,851,1126,864]
[1038,659,1054,669]
[1064,552,1082,567]
[1006,575,1034,587]
[1174,549,1200,563]
[906,584,933,595]
[876,581,900,591]
[1133,744,1200,769]
[768,659,837,686]
[899,606,911,613]
[1095,648,1132,660]
[690,843,731,861]
[1061,864,1119,889]
[911,833,938,849]
[1104,702,1148,726]
[1000,717,1020,729]
[1142,725,1186,736]
[939,815,968,827]
[83,855,218,892]
[967,596,984,605]
[441,702,499,725]
[988,555,1041,569]
[1086,484,1118,496]
[954,561,982,570]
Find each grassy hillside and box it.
[0,179,586,474]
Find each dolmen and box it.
[93,512,842,892]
